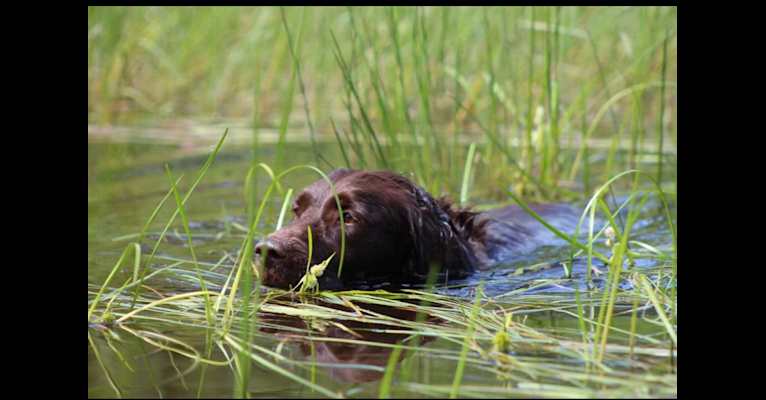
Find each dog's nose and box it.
[255,239,286,262]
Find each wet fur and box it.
[256,169,576,290]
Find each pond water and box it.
[88,127,676,398]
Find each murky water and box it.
[88,129,676,398]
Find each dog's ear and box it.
[405,185,477,281]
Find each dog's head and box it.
[255,170,486,289]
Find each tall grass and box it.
[89,6,676,199]
[167,165,216,325]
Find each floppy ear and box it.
[404,185,478,281]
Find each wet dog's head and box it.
[255,169,486,289]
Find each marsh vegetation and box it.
[88,6,677,398]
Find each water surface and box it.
[88,127,676,398]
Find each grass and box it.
[450,284,483,399]
[167,164,216,325]
[90,260,676,397]
[88,6,676,399]
[89,6,676,197]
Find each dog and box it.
[255,169,578,290]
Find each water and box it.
[88,128,676,398]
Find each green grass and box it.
[89,6,676,399]
[450,284,483,399]
[89,6,676,198]
[90,261,677,397]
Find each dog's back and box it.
[479,204,581,268]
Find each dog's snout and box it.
[255,238,287,262]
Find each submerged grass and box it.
[450,284,483,399]
[91,260,677,397]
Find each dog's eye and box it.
[343,212,358,225]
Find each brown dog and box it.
[255,169,577,290]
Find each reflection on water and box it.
[89,299,444,397]
[260,304,435,384]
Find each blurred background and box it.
[88,6,677,201]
